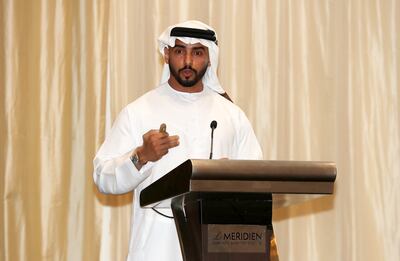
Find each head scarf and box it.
[158,20,224,94]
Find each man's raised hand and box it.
[135,124,179,166]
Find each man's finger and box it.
[156,136,179,150]
[168,136,180,148]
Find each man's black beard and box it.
[169,64,208,87]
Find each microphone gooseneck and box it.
[209,120,217,159]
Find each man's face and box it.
[165,39,210,89]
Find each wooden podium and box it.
[140,159,337,261]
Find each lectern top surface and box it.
[140,159,337,207]
[190,159,336,181]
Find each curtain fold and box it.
[1,0,110,260]
[1,0,399,260]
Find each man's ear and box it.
[164,47,170,64]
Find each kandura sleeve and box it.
[92,107,153,194]
[233,110,263,160]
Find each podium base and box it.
[172,193,279,261]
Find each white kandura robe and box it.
[93,83,263,261]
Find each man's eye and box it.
[175,49,183,54]
[194,51,203,56]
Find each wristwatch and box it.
[130,152,140,167]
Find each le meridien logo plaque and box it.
[207,224,267,253]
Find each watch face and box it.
[131,154,139,164]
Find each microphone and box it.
[209,120,217,159]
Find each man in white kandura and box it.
[93,20,263,261]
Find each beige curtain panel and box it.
[1,0,399,260]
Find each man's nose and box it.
[184,53,193,66]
